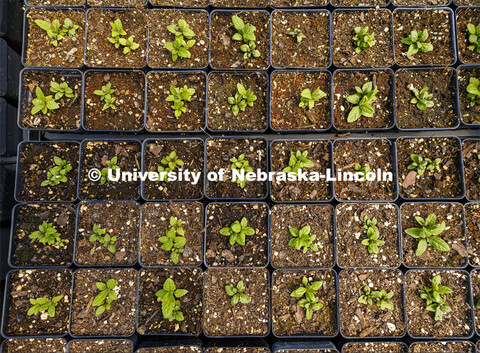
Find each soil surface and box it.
[405,270,472,338]
[136,347,202,353]
[334,70,394,130]
[20,70,82,130]
[211,0,269,6]
[333,10,393,68]
[271,0,327,5]
[68,340,132,353]
[401,203,466,268]
[336,203,400,268]
[84,71,144,131]
[70,268,137,336]
[4,270,72,336]
[210,11,270,70]
[87,0,146,5]
[410,342,474,353]
[332,0,388,4]
[339,269,405,338]
[208,71,268,132]
[270,204,334,268]
[393,0,449,4]
[458,67,480,125]
[455,0,480,4]
[137,268,203,335]
[466,203,480,266]
[1,338,67,353]
[205,349,270,353]
[471,270,480,335]
[397,137,463,199]
[140,202,203,267]
[272,11,330,68]
[25,8,85,67]
[11,204,76,267]
[457,8,480,65]
[343,342,406,353]
[270,71,331,131]
[27,0,83,5]
[18,142,79,202]
[395,68,458,130]
[204,268,269,336]
[393,9,455,66]
[206,203,268,267]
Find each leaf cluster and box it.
[31,87,60,115]
[41,156,73,187]
[155,278,188,322]
[164,19,196,62]
[93,279,118,316]
[408,154,441,176]
[410,86,434,111]
[101,156,120,185]
[158,151,184,182]
[467,23,480,54]
[28,296,63,318]
[299,88,326,110]
[419,275,452,321]
[353,26,376,54]
[230,154,253,189]
[401,29,433,57]
[225,280,251,306]
[220,217,255,246]
[290,276,324,320]
[362,216,384,255]
[109,18,139,55]
[354,163,371,183]
[94,83,116,111]
[346,82,378,123]
[158,216,187,265]
[358,285,394,311]
[50,81,74,101]
[288,28,306,43]
[29,221,65,248]
[166,85,196,118]
[232,15,260,59]
[283,150,314,176]
[228,83,257,116]
[405,213,449,257]
[89,223,116,254]
[288,225,318,254]
[467,77,480,107]
[34,18,79,47]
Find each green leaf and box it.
[428,236,450,252]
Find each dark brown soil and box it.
[271,0,327,5]
[466,203,480,266]
[136,347,202,353]
[205,138,268,200]
[140,202,203,267]
[18,142,79,202]
[4,270,72,336]
[210,11,270,70]
[1,338,67,353]
[75,201,140,266]
[339,269,405,338]
[211,0,269,5]
[333,70,394,130]
[410,341,474,353]
[143,139,204,200]
[87,0,146,5]
[270,71,331,131]
[68,340,132,353]
[336,203,400,268]
[458,67,480,125]
[393,0,449,4]
[397,137,463,199]
[137,268,203,335]
[146,72,206,132]
[148,10,208,69]
[457,8,480,65]
[332,0,388,4]
[204,268,269,337]
[70,268,137,336]
[205,203,268,267]
[333,139,395,201]
[405,270,472,338]
[275,351,336,353]
[395,68,458,129]
[205,349,270,353]
[343,342,406,353]
[270,204,334,268]
[25,8,85,68]
[27,0,83,5]
[271,11,330,68]
[271,140,331,202]
[272,269,337,336]
[455,0,480,4]
[401,202,466,268]
[79,140,141,200]
[393,9,455,66]
[84,71,144,131]
[471,269,480,334]
[20,70,81,130]
[86,9,147,68]
[333,10,394,68]
[10,204,76,267]
[208,72,268,132]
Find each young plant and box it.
[405,213,449,256]
[158,216,186,265]
[93,83,116,111]
[346,82,378,123]
[63,18,79,38]
[288,28,306,43]
[119,36,140,55]
[419,274,452,321]
[34,18,78,47]
[467,77,480,107]
[299,88,326,110]
[31,87,60,115]
[166,85,196,118]
[354,163,371,183]
[353,26,376,54]
[29,221,65,248]
[288,225,318,254]
[283,150,314,175]
[408,154,442,176]
[225,280,251,306]
[467,23,480,54]
[41,156,73,187]
[220,217,255,246]
[164,19,196,62]
[93,279,118,316]
[155,278,188,322]
[358,285,394,311]
[157,151,184,183]
[477,285,480,308]
[28,296,63,318]
[230,154,253,189]
[410,86,434,111]
[109,18,139,55]
[89,223,116,254]
[290,276,324,320]
[228,83,257,116]
[100,156,120,185]
[401,29,433,57]
[232,15,260,59]
[362,216,384,255]
[50,81,74,100]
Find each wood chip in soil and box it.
[466,203,480,266]
[68,340,132,353]
[343,342,406,353]
[458,68,480,125]
[2,338,67,353]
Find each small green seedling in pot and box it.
[225,280,251,306]
[467,23,480,54]
[158,216,186,265]
[31,87,59,115]
[354,163,371,183]
[41,156,73,187]
[164,19,196,62]
[408,154,441,176]
[50,81,74,100]
[419,274,452,321]
[89,223,116,254]
[476,285,480,308]
[166,85,196,118]
[291,276,324,320]
[288,28,306,43]
[362,216,384,255]
[405,213,449,257]
[353,26,376,54]
[28,296,63,318]
[100,156,120,185]
[109,19,139,55]
[230,154,253,189]
[228,83,257,116]
[346,82,378,123]
[299,88,326,110]
[119,36,140,55]
[232,15,260,59]
[155,278,188,322]
[34,18,79,47]
[29,221,65,248]
[358,285,394,311]
[93,279,118,316]
[410,86,434,111]
[288,225,318,254]
[401,29,433,57]
[220,217,255,246]
[94,83,116,111]
[467,77,480,107]
[157,151,184,183]
[283,150,314,176]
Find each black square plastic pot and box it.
[270,0,329,7]
[466,202,480,267]
[0,98,19,157]
[457,65,480,127]
[409,341,475,353]
[0,38,21,101]
[341,341,408,353]
[0,337,68,352]
[456,7,480,65]
[272,341,338,353]
[86,0,148,6]
[0,0,23,52]
[24,0,85,7]
[137,338,203,353]
[470,269,480,337]
[205,339,270,353]
[391,0,451,6]
[67,338,136,353]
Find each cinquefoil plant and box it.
[232,15,260,59]
[467,77,480,107]
[28,296,63,318]
[408,154,441,176]
[35,18,79,47]
[41,156,72,187]
[291,276,324,320]
[419,274,452,321]
[230,154,253,189]
[410,86,434,111]
[288,225,318,254]
[89,224,116,254]
[158,216,186,265]
[405,213,449,256]
[225,280,251,306]
[299,88,326,110]
[155,278,188,322]
[353,26,376,54]
[358,285,394,311]
[31,87,59,115]
[283,150,314,176]
[228,83,257,116]
[29,221,65,248]
[401,29,433,57]
[467,23,480,54]
[346,82,378,123]
[362,216,384,255]
[101,156,120,185]
[93,279,118,316]
[220,217,255,246]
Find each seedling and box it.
[346,82,378,123]
[353,26,376,54]
[467,77,480,107]
[230,154,253,189]
[410,86,434,111]
[358,285,394,311]
[288,28,306,43]
[232,15,260,59]
[157,151,184,183]
[283,150,314,175]
[354,163,371,183]
[119,36,140,55]
[50,81,74,100]
[166,85,196,118]
[31,87,59,115]
[467,23,480,54]
[290,276,324,320]
[29,221,65,248]
[155,278,188,322]
[419,274,452,321]
[476,285,480,308]
[63,18,79,38]
[220,217,255,246]
[225,280,251,306]
[158,216,186,265]
[288,225,318,254]
[28,296,63,318]
[100,156,120,185]
[41,156,73,187]
[405,213,449,256]
[299,88,326,110]
[408,154,442,176]
[34,18,78,47]
[401,29,433,57]
[164,19,196,62]
[92,279,118,316]
[93,83,116,111]
[362,216,384,255]
[109,18,139,55]
[228,83,257,116]
[89,223,116,254]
